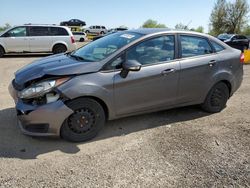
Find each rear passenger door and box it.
[178,35,219,103]
[28,26,52,52]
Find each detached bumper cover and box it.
[9,83,73,136]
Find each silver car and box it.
[9,29,243,142]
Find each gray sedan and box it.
[9,29,243,142]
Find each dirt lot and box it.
[0,52,249,187]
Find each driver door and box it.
[2,26,29,52]
[113,35,180,116]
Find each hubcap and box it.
[68,108,95,134]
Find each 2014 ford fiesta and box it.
[9,29,243,142]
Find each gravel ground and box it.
[0,53,249,187]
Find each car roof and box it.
[128,28,211,37]
[23,24,65,27]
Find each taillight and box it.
[240,53,245,63]
[71,36,75,43]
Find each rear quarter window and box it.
[211,41,225,52]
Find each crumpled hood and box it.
[15,53,102,86]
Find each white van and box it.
[0,24,77,57]
[85,25,107,34]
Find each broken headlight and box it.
[18,77,69,99]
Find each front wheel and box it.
[61,98,106,142]
[201,82,229,113]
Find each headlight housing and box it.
[18,77,69,99]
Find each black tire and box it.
[52,44,67,54]
[61,98,106,142]
[100,31,104,35]
[201,82,229,113]
[0,46,5,58]
[85,30,89,34]
[79,38,84,42]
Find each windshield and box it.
[71,32,143,62]
[218,34,233,40]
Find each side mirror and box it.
[2,33,10,37]
[120,60,141,78]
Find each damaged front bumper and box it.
[9,82,73,136]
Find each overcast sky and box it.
[1,0,250,32]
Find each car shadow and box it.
[0,106,210,160]
[2,53,52,58]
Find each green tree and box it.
[195,26,204,33]
[142,19,166,28]
[209,0,249,35]
[242,25,250,35]
[209,0,228,35]
[0,23,11,32]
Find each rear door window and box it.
[96,26,101,29]
[29,26,49,36]
[50,27,69,36]
[180,35,213,58]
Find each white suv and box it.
[0,25,77,57]
[85,25,107,35]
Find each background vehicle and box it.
[0,25,77,57]
[108,27,128,32]
[72,32,88,42]
[218,33,249,51]
[93,28,128,41]
[85,25,107,34]
[60,19,86,27]
[9,29,243,142]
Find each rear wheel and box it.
[0,46,5,57]
[79,38,85,42]
[201,82,229,113]
[61,98,105,142]
[52,44,67,54]
[85,30,89,34]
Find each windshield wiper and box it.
[69,54,85,61]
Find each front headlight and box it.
[18,77,69,99]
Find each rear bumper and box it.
[68,43,77,52]
[9,83,73,136]
[231,64,244,95]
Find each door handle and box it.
[208,60,216,67]
[161,68,175,76]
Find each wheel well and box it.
[66,96,109,120]
[220,80,232,95]
[52,43,67,51]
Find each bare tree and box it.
[226,0,249,33]
[209,0,249,35]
